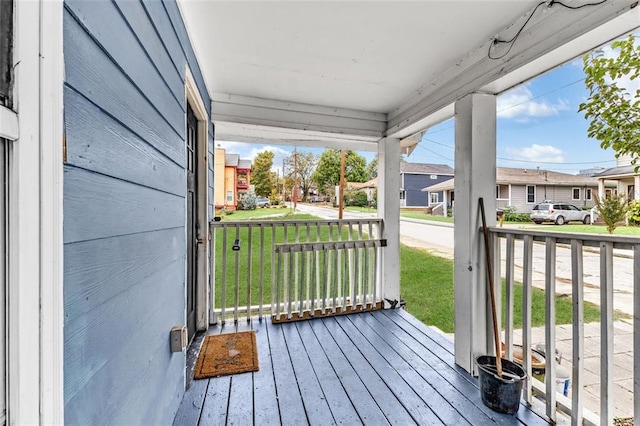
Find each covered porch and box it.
[175,1,640,425]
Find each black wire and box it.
[488,0,609,60]
[551,0,607,9]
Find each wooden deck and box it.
[173,309,551,425]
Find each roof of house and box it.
[400,162,454,175]
[347,177,377,189]
[595,165,636,178]
[225,153,239,167]
[422,167,603,192]
[238,159,252,169]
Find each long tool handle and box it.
[479,198,503,378]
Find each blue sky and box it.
[218,37,635,176]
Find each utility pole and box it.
[339,149,346,219]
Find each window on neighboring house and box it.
[430,175,437,180]
[526,185,535,204]
[585,188,592,201]
[399,190,406,200]
[226,190,233,202]
[605,189,613,199]
[496,185,500,199]
[572,188,580,200]
[430,192,439,204]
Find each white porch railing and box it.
[209,218,384,324]
[489,227,639,426]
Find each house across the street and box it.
[400,162,454,208]
[423,167,612,216]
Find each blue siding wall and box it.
[63,0,213,423]
[404,174,453,207]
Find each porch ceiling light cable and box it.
[488,0,608,60]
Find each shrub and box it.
[502,206,530,223]
[345,189,368,207]
[594,193,627,234]
[628,200,640,226]
[239,193,257,210]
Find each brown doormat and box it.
[194,331,259,379]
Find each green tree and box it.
[579,34,640,162]
[285,151,317,202]
[252,151,275,197]
[365,156,378,180]
[312,149,368,193]
[593,193,627,234]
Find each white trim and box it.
[8,0,64,423]
[185,67,210,331]
[0,106,18,140]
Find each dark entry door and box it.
[186,104,198,342]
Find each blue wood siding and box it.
[63,1,213,423]
[403,173,453,207]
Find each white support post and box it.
[453,93,497,374]
[377,137,401,306]
[7,1,65,424]
[597,179,605,200]
[634,175,640,200]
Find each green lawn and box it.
[217,207,291,221]
[400,245,602,333]
[401,212,454,223]
[345,206,377,213]
[525,223,640,236]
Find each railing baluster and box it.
[322,249,328,312]
[310,248,317,314]
[545,237,557,422]
[505,233,515,361]
[234,226,240,323]
[305,223,311,311]
[294,223,300,313]
[259,225,265,320]
[522,234,533,403]
[634,244,640,426]
[571,239,584,426]
[246,224,252,321]
[221,226,228,325]
[275,240,282,320]
[600,241,613,426]
[271,225,276,318]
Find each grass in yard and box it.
[218,207,291,221]
[345,206,377,213]
[401,212,454,223]
[400,245,601,333]
[525,223,640,236]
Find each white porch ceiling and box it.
[178,0,639,148]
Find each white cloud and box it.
[506,144,565,163]
[216,141,292,174]
[497,85,569,119]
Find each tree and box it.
[252,151,275,197]
[579,34,640,162]
[365,156,378,180]
[593,193,627,234]
[285,151,316,202]
[312,149,368,193]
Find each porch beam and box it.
[453,93,497,374]
[377,137,401,306]
[212,93,386,146]
[387,1,637,138]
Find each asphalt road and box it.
[293,203,635,316]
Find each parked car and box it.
[530,202,591,225]
[256,197,271,208]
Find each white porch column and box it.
[634,175,640,200]
[454,93,497,374]
[598,179,605,200]
[377,137,401,306]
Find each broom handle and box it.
[479,198,503,378]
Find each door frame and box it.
[5,0,64,423]
[185,68,210,331]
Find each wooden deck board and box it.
[175,310,552,426]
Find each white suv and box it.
[530,202,591,225]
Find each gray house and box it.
[424,167,609,215]
[400,162,453,207]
